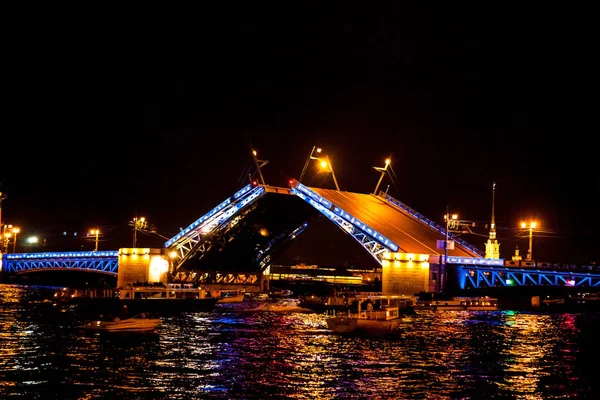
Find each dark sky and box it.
[1,6,597,265]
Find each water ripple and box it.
[2,285,600,398]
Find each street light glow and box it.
[90,229,100,251]
[520,221,538,261]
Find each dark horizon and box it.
[1,6,597,265]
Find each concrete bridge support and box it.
[381,253,443,296]
[116,248,168,289]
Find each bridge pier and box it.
[117,248,168,288]
[381,253,444,296]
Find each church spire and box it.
[485,182,500,259]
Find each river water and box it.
[1,283,599,399]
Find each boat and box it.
[414,296,499,311]
[73,283,219,315]
[298,294,328,312]
[541,292,600,312]
[217,290,246,303]
[83,314,162,333]
[325,294,415,335]
[269,289,294,299]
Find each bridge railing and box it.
[379,192,485,257]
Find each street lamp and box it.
[372,157,391,195]
[3,232,11,253]
[520,221,537,261]
[251,148,269,186]
[443,208,458,261]
[89,229,100,251]
[311,152,340,191]
[299,146,321,183]
[11,227,20,253]
[131,216,147,247]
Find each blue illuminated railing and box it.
[6,251,118,260]
[2,251,119,275]
[447,256,504,267]
[455,264,600,289]
[381,193,485,257]
[165,184,255,247]
[293,183,399,252]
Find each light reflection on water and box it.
[1,284,599,399]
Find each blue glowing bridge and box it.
[1,251,118,275]
[2,180,599,291]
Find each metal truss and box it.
[292,184,398,264]
[457,265,600,289]
[3,251,119,275]
[170,271,260,285]
[165,184,266,273]
[256,222,309,271]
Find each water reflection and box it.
[1,284,599,398]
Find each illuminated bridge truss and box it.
[165,184,267,274]
[165,184,298,283]
[291,182,398,264]
[2,251,119,275]
[457,265,600,289]
[170,271,261,285]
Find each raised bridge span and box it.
[2,181,599,290]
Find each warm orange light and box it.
[11,227,20,234]
[521,221,537,229]
[385,158,391,165]
[320,160,328,169]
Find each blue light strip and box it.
[381,193,485,257]
[6,251,119,260]
[447,256,504,266]
[293,183,399,252]
[456,265,600,289]
[165,184,253,247]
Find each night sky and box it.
[1,6,597,265]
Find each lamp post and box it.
[131,216,147,247]
[90,229,100,251]
[299,146,321,183]
[3,231,11,253]
[372,157,391,195]
[521,221,537,261]
[442,208,459,291]
[312,153,340,191]
[251,148,269,185]
[443,209,459,257]
[11,227,20,253]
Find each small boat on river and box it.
[217,290,246,303]
[325,294,414,335]
[414,296,499,311]
[83,314,161,333]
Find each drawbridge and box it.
[164,180,484,283]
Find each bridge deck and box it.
[309,188,479,258]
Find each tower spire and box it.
[490,181,496,235]
[485,181,500,259]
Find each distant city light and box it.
[26,236,39,244]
